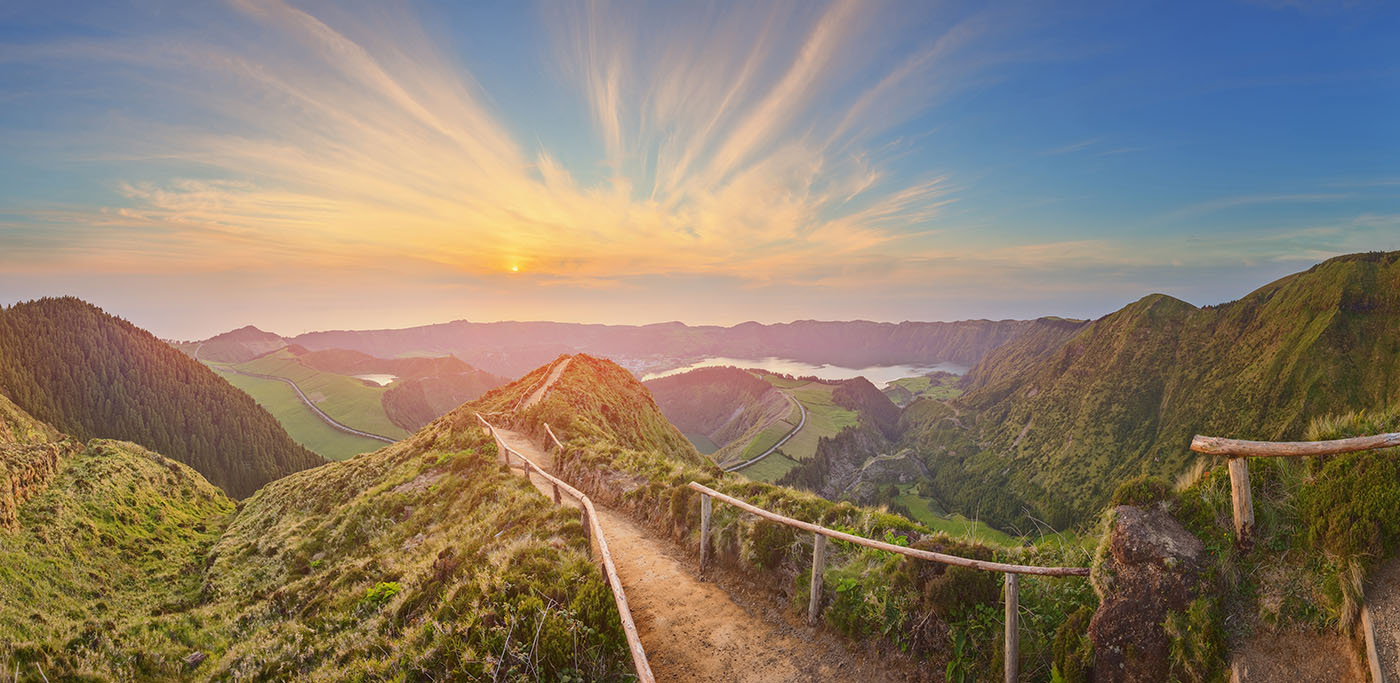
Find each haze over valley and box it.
[2,0,1398,680]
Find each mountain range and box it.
[274,317,1049,378]
[918,251,1400,528]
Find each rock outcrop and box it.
[1090,504,1207,682]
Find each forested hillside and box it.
[920,251,1400,529]
[0,298,323,497]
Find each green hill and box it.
[921,251,1400,529]
[0,298,323,498]
[478,353,707,466]
[644,366,791,461]
[0,392,632,680]
[182,325,288,363]
[487,355,1093,677]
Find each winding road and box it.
[725,392,806,473]
[210,364,397,444]
[195,342,397,443]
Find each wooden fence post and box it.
[581,508,591,545]
[1227,457,1255,547]
[809,533,827,626]
[1362,603,1386,683]
[553,481,561,505]
[1005,573,1019,683]
[700,494,712,576]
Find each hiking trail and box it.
[490,426,898,682]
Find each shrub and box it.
[360,581,402,611]
[1110,475,1175,508]
[1050,606,1094,682]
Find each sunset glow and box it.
[1,1,1397,338]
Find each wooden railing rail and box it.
[475,414,654,683]
[687,482,1088,683]
[1190,432,1400,458]
[1189,431,1400,545]
[1190,432,1400,681]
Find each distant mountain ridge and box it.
[285,318,1056,378]
[0,297,324,497]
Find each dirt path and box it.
[492,427,891,682]
[1365,557,1400,680]
[1230,633,1363,682]
[521,357,572,410]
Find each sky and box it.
[0,0,1397,340]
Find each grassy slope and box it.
[890,484,1017,546]
[883,374,963,407]
[733,451,801,481]
[0,438,235,678]
[479,354,707,468]
[490,355,1095,679]
[231,349,409,438]
[213,369,386,461]
[781,381,860,460]
[1,405,632,680]
[929,252,1400,530]
[1092,404,1400,682]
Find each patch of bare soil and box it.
[1230,632,1363,682]
[595,506,899,682]
[522,357,571,410]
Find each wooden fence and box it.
[475,414,655,683]
[1191,431,1400,683]
[1189,431,1400,545]
[687,482,1089,683]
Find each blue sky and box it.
[0,0,1397,339]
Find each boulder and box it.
[1090,504,1206,682]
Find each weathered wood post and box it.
[699,494,712,576]
[1005,573,1019,683]
[581,508,591,544]
[1362,603,1386,683]
[552,481,561,504]
[1227,457,1254,547]
[809,533,827,626]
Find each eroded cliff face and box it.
[0,442,69,529]
[1089,504,1207,682]
[0,394,69,529]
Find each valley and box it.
[8,253,1400,681]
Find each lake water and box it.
[354,373,398,386]
[640,356,969,389]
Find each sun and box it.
[510,264,519,272]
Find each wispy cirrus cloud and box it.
[0,0,1009,287]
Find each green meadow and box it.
[889,484,1018,547]
[733,450,800,482]
[882,374,963,407]
[213,369,386,461]
[777,381,859,461]
[234,350,409,439]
